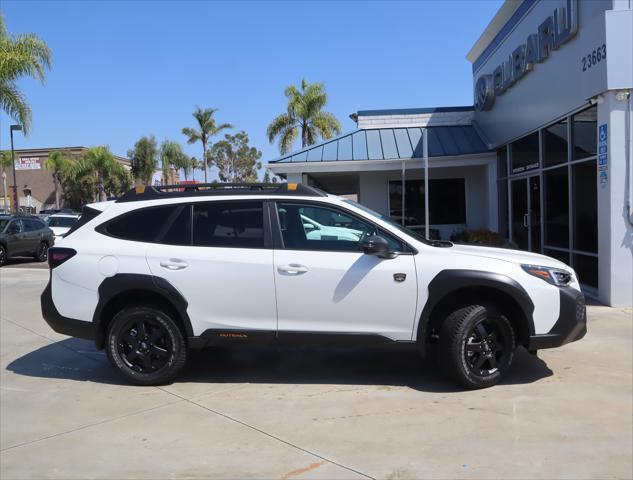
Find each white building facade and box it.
[267,0,633,307]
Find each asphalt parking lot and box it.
[1,266,632,480]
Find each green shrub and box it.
[450,229,508,247]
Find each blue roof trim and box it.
[356,106,474,117]
[472,0,537,74]
[269,126,490,164]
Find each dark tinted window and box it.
[572,161,597,253]
[497,147,508,177]
[102,205,182,242]
[47,216,77,228]
[193,201,264,248]
[574,253,598,288]
[544,166,569,248]
[159,206,191,246]
[23,219,44,231]
[511,132,539,174]
[543,119,568,167]
[388,179,466,226]
[573,106,597,160]
[7,220,23,233]
[276,202,404,252]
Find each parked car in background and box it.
[46,213,80,240]
[0,215,55,266]
[40,208,76,215]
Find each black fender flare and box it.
[416,269,535,349]
[93,273,192,348]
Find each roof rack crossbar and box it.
[116,182,327,202]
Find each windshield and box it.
[47,216,77,228]
[0,219,10,232]
[342,199,433,245]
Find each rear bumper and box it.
[41,278,95,341]
[528,287,587,350]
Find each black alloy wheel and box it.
[0,245,6,267]
[463,317,513,377]
[106,306,187,385]
[439,304,516,389]
[117,317,173,373]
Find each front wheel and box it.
[106,306,187,386]
[0,245,6,267]
[439,304,515,389]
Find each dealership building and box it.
[267,0,633,307]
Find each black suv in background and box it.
[0,215,55,266]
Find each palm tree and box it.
[127,136,158,186]
[83,146,117,202]
[267,79,342,155]
[159,140,185,185]
[182,107,232,184]
[0,14,52,134]
[44,150,73,208]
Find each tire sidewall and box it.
[106,306,186,386]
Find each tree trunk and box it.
[302,123,309,148]
[98,172,105,202]
[203,140,208,184]
[53,174,60,209]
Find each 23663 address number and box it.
[582,44,606,72]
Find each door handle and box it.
[278,264,308,275]
[159,259,188,270]
[523,214,529,228]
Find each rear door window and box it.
[192,201,264,248]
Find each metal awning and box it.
[269,125,489,164]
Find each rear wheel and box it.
[439,304,515,389]
[0,245,6,267]
[35,242,48,262]
[106,306,187,386]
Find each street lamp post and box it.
[10,125,23,214]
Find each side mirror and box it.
[360,235,392,258]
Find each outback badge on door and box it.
[393,273,406,283]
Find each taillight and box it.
[48,247,77,269]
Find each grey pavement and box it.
[1,267,631,479]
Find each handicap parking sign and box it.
[599,124,608,144]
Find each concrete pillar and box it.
[597,91,633,307]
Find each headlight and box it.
[521,264,572,286]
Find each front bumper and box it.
[41,277,95,341]
[528,287,587,350]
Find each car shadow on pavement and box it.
[6,338,553,393]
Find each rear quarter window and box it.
[98,205,191,244]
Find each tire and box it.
[34,242,48,262]
[106,305,187,386]
[439,304,515,389]
[0,245,6,267]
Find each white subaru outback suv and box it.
[41,183,586,389]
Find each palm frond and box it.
[0,80,32,132]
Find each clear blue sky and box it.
[1,0,502,180]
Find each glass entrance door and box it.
[511,175,541,252]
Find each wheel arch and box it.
[93,274,192,349]
[417,270,535,352]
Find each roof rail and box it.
[116,182,327,202]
